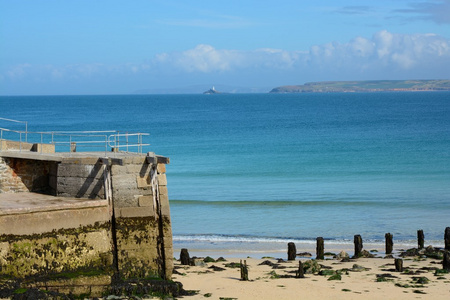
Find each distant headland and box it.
[270,80,450,93]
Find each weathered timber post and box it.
[316,237,324,260]
[240,260,249,281]
[180,248,190,265]
[385,233,393,255]
[354,235,363,258]
[443,251,450,271]
[417,230,424,250]
[445,227,450,251]
[288,242,296,261]
[395,258,403,272]
[296,261,305,278]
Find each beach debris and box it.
[297,252,312,257]
[296,261,305,278]
[191,258,206,267]
[400,248,419,257]
[180,248,190,265]
[259,260,276,267]
[360,250,375,258]
[216,257,227,262]
[353,235,363,258]
[418,229,425,249]
[412,276,429,284]
[445,227,450,251]
[385,233,393,255]
[336,250,349,261]
[287,242,296,261]
[240,260,249,281]
[303,260,321,274]
[352,264,370,272]
[443,251,450,270]
[376,273,398,282]
[204,293,212,297]
[208,265,226,272]
[224,262,241,268]
[203,256,216,263]
[316,237,324,260]
[319,269,335,276]
[395,258,403,272]
[328,273,342,281]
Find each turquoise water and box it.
[1,92,449,253]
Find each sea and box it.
[1,92,449,257]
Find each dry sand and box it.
[172,255,450,300]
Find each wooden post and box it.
[443,251,450,271]
[296,260,305,278]
[354,235,363,258]
[316,237,324,260]
[180,248,190,265]
[445,227,450,251]
[395,258,403,272]
[240,260,249,281]
[417,230,424,250]
[385,233,393,255]
[288,242,296,261]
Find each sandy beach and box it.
[172,252,450,300]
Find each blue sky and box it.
[1,0,450,95]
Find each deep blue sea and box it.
[1,92,449,256]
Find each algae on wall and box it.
[0,223,114,278]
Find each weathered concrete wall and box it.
[57,157,105,199]
[0,194,113,278]
[111,156,173,280]
[0,157,57,194]
[0,151,173,283]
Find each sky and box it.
[1,0,450,95]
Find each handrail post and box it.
[25,121,28,143]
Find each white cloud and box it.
[1,30,449,94]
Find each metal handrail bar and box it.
[0,117,27,142]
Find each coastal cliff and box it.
[270,80,450,93]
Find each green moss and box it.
[328,274,341,281]
[13,288,28,294]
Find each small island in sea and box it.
[270,79,450,93]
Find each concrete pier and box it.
[0,141,173,294]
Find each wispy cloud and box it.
[334,6,375,15]
[157,14,253,29]
[395,0,450,24]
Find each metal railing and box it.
[0,117,28,142]
[0,118,150,155]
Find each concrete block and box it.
[138,196,154,207]
[117,207,152,218]
[157,174,167,186]
[58,163,104,179]
[136,175,151,188]
[159,194,171,216]
[157,163,166,174]
[113,197,139,208]
[158,185,168,195]
[57,176,104,199]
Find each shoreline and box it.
[174,240,445,260]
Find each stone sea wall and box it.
[0,149,173,288]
